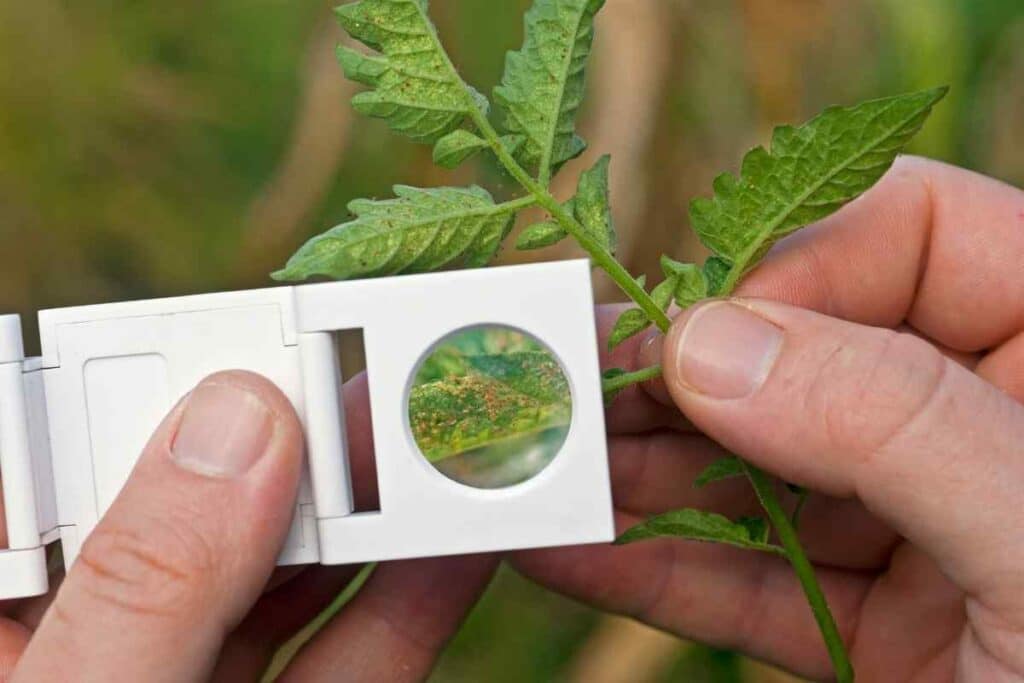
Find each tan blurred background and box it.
[2,0,1022,680]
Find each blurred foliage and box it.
[3,0,1022,680]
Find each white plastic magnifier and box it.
[0,260,614,599]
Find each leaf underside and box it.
[272,185,516,281]
[608,308,649,350]
[433,130,489,169]
[335,0,485,143]
[690,87,949,276]
[409,350,571,461]
[495,0,605,178]
[616,508,780,554]
[573,154,617,254]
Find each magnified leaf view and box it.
[409,327,571,489]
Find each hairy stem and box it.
[468,110,672,333]
[433,24,850,678]
[742,463,854,683]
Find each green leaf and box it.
[272,185,518,281]
[336,45,388,86]
[650,276,678,311]
[703,255,731,296]
[736,516,771,545]
[615,508,782,554]
[500,134,527,158]
[335,0,487,143]
[516,220,568,250]
[433,130,489,168]
[494,0,606,178]
[608,308,649,350]
[694,456,743,488]
[409,351,571,461]
[661,256,708,308]
[689,87,948,283]
[573,155,617,254]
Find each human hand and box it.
[512,157,1024,681]
[1,371,495,682]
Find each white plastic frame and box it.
[0,260,613,599]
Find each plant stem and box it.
[601,365,663,395]
[443,38,851,678]
[467,110,672,333]
[498,195,542,212]
[742,462,854,683]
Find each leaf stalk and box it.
[468,109,672,334]
[742,462,854,683]
[600,365,663,395]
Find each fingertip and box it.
[168,371,304,480]
[0,621,30,678]
[662,300,784,402]
[197,370,303,434]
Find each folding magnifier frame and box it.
[0,260,614,599]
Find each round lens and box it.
[407,325,572,489]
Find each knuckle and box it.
[74,513,218,619]
[809,329,947,462]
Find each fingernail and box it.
[639,331,663,368]
[668,301,783,399]
[172,381,274,478]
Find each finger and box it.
[609,433,898,569]
[848,543,964,682]
[211,565,363,682]
[513,511,871,681]
[594,304,691,434]
[976,329,1024,401]
[0,621,30,681]
[735,156,1024,351]
[14,371,305,682]
[661,299,1024,603]
[279,554,497,682]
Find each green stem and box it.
[467,109,671,333]
[498,195,542,212]
[742,463,854,683]
[425,7,668,331]
[601,365,663,395]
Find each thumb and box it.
[15,371,305,682]
[661,299,1024,600]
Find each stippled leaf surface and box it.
[616,509,782,554]
[433,130,489,168]
[409,350,571,461]
[690,88,948,279]
[516,220,568,250]
[495,0,605,178]
[335,0,486,143]
[574,155,616,254]
[272,185,517,281]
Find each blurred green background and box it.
[2,0,1022,681]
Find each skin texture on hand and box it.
[0,155,1020,682]
[511,157,1024,682]
[0,371,497,682]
